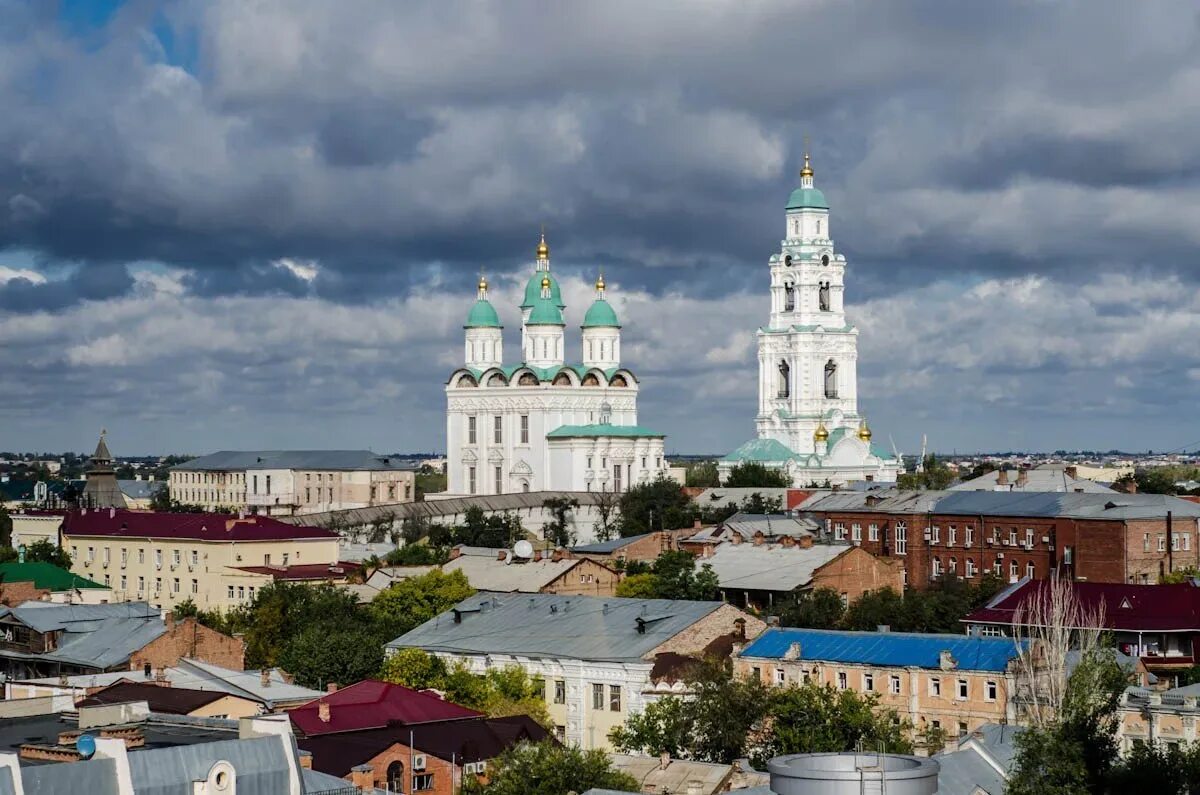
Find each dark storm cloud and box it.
[0,262,133,311]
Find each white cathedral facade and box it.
[446,235,667,495]
[720,154,900,487]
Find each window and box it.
[930,677,941,697]
[1009,560,1018,581]
[87,547,95,562]
[833,522,846,541]
[869,523,880,542]
[986,680,998,701]
[554,680,566,704]
[1159,535,1167,553]
[494,466,503,494]
[1063,546,1074,565]
[120,575,127,590]
[412,773,434,791]
[895,521,907,555]
[252,474,258,495]
[1144,533,1151,552]
[248,586,255,599]
[932,557,942,578]
[948,557,957,574]
[190,550,198,566]
[103,547,110,564]
[554,725,565,742]
[120,548,128,566]
[1008,528,1017,546]
[837,671,847,690]
[609,685,621,712]
[494,415,503,443]
[965,559,976,578]
[265,474,271,494]
[468,415,477,444]
[468,466,477,495]
[1025,528,1034,547]
[172,577,180,593]
[1185,534,1193,552]
[823,359,838,398]
[137,576,145,592]
[155,577,162,593]
[613,464,622,492]
[851,524,862,542]
[965,526,974,546]
[138,549,145,564]
[931,525,940,544]
[1026,562,1035,580]
[774,668,786,685]
[191,579,198,594]
[520,414,529,444]
[993,560,1002,577]
[889,675,901,695]
[593,683,604,710]
[282,552,290,566]
[957,679,968,699]
[173,549,181,565]
[104,574,110,586]
[991,527,1000,544]
[237,586,245,600]
[863,672,874,691]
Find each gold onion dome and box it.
[478,275,488,292]
[541,275,552,289]
[536,231,550,259]
[857,419,872,442]
[814,421,829,442]
[800,151,814,178]
[596,273,606,292]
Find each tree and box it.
[541,496,579,548]
[369,569,475,639]
[779,587,846,629]
[378,647,448,691]
[896,454,956,490]
[613,551,719,601]
[380,650,550,726]
[766,682,912,759]
[235,582,365,669]
[841,587,907,631]
[278,624,386,690]
[617,476,692,536]
[592,488,620,542]
[23,538,73,569]
[685,461,720,488]
[0,507,11,548]
[614,572,660,599]
[449,507,524,548]
[740,492,784,514]
[471,740,638,795]
[723,462,790,488]
[383,544,450,566]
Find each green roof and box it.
[527,297,565,325]
[465,299,502,328]
[760,324,855,335]
[546,424,663,439]
[786,187,828,210]
[520,273,566,310]
[721,437,798,463]
[0,561,107,591]
[465,364,623,383]
[582,298,620,328]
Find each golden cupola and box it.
[857,419,872,442]
[814,421,829,443]
[536,231,550,260]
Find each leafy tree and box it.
[470,740,638,795]
[235,582,365,669]
[448,506,524,548]
[896,454,956,490]
[766,682,912,758]
[0,507,11,548]
[779,587,846,629]
[0,547,18,564]
[740,492,784,514]
[613,551,719,601]
[23,538,73,569]
[415,466,448,499]
[541,496,579,548]
[614,572,660,599]
[591,488,620,542]
[384,544,450,566]
[369,569,475,639]
[723,462,790,488]
[617,476,692,536]
[841,587,907,631]
[685,461,720,487]
[380,650,550,726]
[379,647,449,690]
[278,624,385,690]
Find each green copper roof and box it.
[464,364,624,383]
[0,561,107,591]
[786,187,828,210]
[759,324,855,335]
[465,299,502,328]
[547,424,663,439]
[520,272,566,310]
[526,297,565,325]
[721,437,798,463]
[582,298,620,328]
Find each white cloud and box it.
[272,258,319,283]
[0,266,46,285]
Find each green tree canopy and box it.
[685,461,720,487]
[767,681,912,758]
[278,624,385,691]
[723,462,791,488]
[380,649,550,726]
[617,476,693,536]
[23,538,73,569]
[541,496,579,548]
[896,454,956,490]
[470,740,638,795]
[613,551,719,601]
[778,587,846,630]
[369,569,475,639]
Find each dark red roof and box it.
[288,680,481,736]
[966,579,1200,632]
[233,562,358,580]
[61,509,337,542]
[76,682,228,714]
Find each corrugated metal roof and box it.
[126,734,295,795]
[573,533,651,554]
[118,479,166,499]
[388,592,725,663]
[173,450,416,472]
[23,757,120,795]
[802,489,1200,520]
[722,512,818,540]
[704,543,849,592]
[284,490,610,527]
[950,469,1112,493]
[740,628,1023,672]
[46,616,167,669]
[443,555,581,592]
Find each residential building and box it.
[735,627,1024,738]
[799,489,1200,589]
[1120,682,1200,753]
[965,578,1200,678]
[290,680,548,795]
[698,538,903,610]
[61,508,341,610]
[572,529,694,565]
[443,545,621,596]
[446,237,667,496]
[0,603,244,679]
[683,512,821,552]
[76,681,262,719]
[170,449,417,516]
[9,510,64,550]
[388,592,765,750]
[719,154,901,487]
[950,465,1112,493]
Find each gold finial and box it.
[541,275,551,290]
[800,151,814,179]
[536,226,550,260]
[596,269,605,293]
[478,271,488,293]
[814,420,829,443]
[857,419,872,442]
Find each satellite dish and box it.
[513,540,534,560]
[76,734,96,759]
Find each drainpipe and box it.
[1168,511,1174,575]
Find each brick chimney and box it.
[694,518,702,529]
[260,668,271,688]
[350,764,373,789]
[497,549,507,561]
[731,533,743,545]
[326,682,338,693]
[1065,465,1078,480]
[448,546,463,560]
[753,532,765,546]
[659,751,671,770]
[996,469,1009,486]
[298,751,312,770]
[781,535,796,548]
[551,548,565,563]
[798,535,814,549]
[1016,469,1028,488]
[318,700,331,723]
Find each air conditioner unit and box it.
[1042,536,1051,544]
[923,529,932,540]
[413,755,427,771]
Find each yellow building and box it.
[61,508,342,611]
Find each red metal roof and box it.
[288,680,482,736]
[61,509,337,542]
[966,579,1200,632]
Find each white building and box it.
[446,234,666,495]
[721,153,900,487]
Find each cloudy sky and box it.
[3,1,1200,457]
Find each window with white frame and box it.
[993,560,1002,577]
[948,557,957,575]
[869,523,880,542]
[931,525,940,544]
[467,415,477,444]
[932,557,942,577]
[775,668,786,685]
[1025,529,1034,547]
[1026,561,1035,579]
[493,415,503,444]
[520,414,529,444]
[863,672,874,691]
[1159,535,1167,552]
[965,526,974,546]
[837,671,847,690]
[957,679,968,699]
[852,523,862,542]
[1144,533,1152,552]
[1008,528,1017,545]
[965,559,976,578]
[1009,560,1018,581]
[834,522,846,541]
[889,675,901,694]
[930,677,942,697]
[895,521,907,555]
[986,680,998,701]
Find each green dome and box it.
[786,187,828,210]
[582,298,620,328]
[527,297,565,326]
[521,272,566,309]
[465,299,501,328]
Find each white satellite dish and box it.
[513,540,534,559]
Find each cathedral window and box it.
[784,255,792,267]
[520,373,539,386]
[488,373,506,386]
[520,415,529,443]
[468,466,477,494]
[468,416,477,444]
[494,466,503,494]
[792,219,800,236]
[493,415,503,444]
[821,254,829,266]
[583,373,600,386]
[777,360,790,399]
[610,375,628,387]
[613,464,623,492]
[818,281,831,311]
[458,374,477,388]
[784,283,795,312]
[816,219,822,236]
[824,360,838,398]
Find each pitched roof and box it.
[282,490,621,529]
[231,562,357,581]
[720,438,797,463]
[966,578,1200,631]
[721,512,819,540]
[803,488,1200,520]
[443,554,583,592]
[288,680,481,736]
[62,510,337,542]
[388,592,727,663]
[173,450,416,472]
[573,532,652,554]
[0,601,165,670]
[950,468,1112,493]
[0,561,107,591]
[76,682,229,714]
[702,543,851,592]
[740,627,1024,672]
[118,479,166,499]
[546,424,664,439]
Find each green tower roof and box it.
[786,187,828,210]
[582,298,620,328]
[527,297,565,325]
[521,272,566,309]
[465,299,502,329]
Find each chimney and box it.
[551,548,565,562]
[798,535,814,549]
[996,469,1009,486]
[109,507,116,519]
[1065,465,1078,480]
[260,668,271,688]
[532,549,542,562]
[783,642,802,661]
[701,545,712,559]
[693,518,702,530]
[497,549,507,561]
[938,650,957,671]
[731,533,743,545]
[350,764,373,789]
[298,750,313,770]
[448,546,463,560]
[1016,469,1028,487]
[659,751,671,770]
[318,700,331,723]
[686,781,704,795]
[164,614,174,631]
[781,535,796,548]
[753,532,765,546]
[877,624,891,633]
[326,682,338,693]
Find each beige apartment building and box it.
[735,628,1022,740]
[61,509,342,611]
[169,450,416,516]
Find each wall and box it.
[9,514,62,548]
[190,694,260,719]
[543,559,621,597]
[810,547,904,604]
[130,616,245,671]
[359,740,460,795]
[650,604,766,660]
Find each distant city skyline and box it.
[2,2,1199,455]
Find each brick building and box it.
[799,490,1200,589]
[443,545,621,596]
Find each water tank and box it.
[766,753,939,795]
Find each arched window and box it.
[522,481,530,493]
[821,254,829,266]
[457,374,478,388]
[777,360,790,399]
[817,219,822,235]
[784,255,792,267]
[582,373,600,387]
[487,374,506,386]
[552,372,572,386]
[784,283,795,312]
[610,374,628,387]
[518,372,539,386]
[387,761,404,793]
[792,219,800,236]
[818,281,831,311]
[824,359,838,399]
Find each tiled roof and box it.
[966,578,1200,632]
[288,680,481,737]
[0,562,107,591]
[173,450,416,472]
[62,509,337,542]
[76,682,229,714]
[740,627,1024,672]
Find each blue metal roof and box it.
[740,628,1023,673]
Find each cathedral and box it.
[720,154,901,486]
[446,235,666,495]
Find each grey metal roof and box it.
[0,602,165,671]
[694,487,791,505]
[174,450,416,472]
[174,658,323,706]
[23,758,120,795]
[444,555,582,593]
[0,601,159,634]
[950,469,1112,493]
[722,513,818,540]
[284,490,612,527]
[703,543,849,592]
[388,592,725,663]
[609,754,732,793]
[573,533,651,554]
[935,746,1006,795]
[802,489,1200,521]
[118,479,166,499]
[127,734,295,795]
